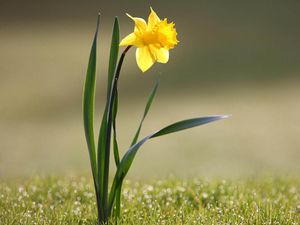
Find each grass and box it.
[0,176,299,224]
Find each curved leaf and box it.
[83,13,100,187]
[107,18,120,98]
[83,13,102,220]
[152,116,228,138]
[113,81,159,217]
[108,115,228,213]
[131,80,159,146]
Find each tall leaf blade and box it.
[83,13,103,220]
[83,14,100,187]
[97,17,120,220]
[98,110,107,198]
[131,81,159,146]
[107,18,120,98]
[112,80,159,217]
[108,115,228,213]
[110,18,120,166]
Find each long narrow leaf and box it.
[83,13,100,187]
[107,18,120,98]
[108,115,228,213]
[97,17,120,220]
[83,13,102,220]
[109,18,120,167]
[113,80,159,217]
[131,81,159,146]
[98,110,107,199]
[152,116,228,138]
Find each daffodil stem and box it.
[103,45,132,222]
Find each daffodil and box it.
[120,8,179,72]
[83,11,227,223]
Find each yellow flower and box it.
[120,8,179,72]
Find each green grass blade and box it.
[108,115,228,213]
[131,81,159,147]
[83,13,99,187]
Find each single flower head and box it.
[120,7,179,72]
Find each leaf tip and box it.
[95,12,101,33]
[220,115,231,119]
[114,16,119,25]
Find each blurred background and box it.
[0,0,299,179]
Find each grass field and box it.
[1,176,299,224]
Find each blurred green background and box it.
[0,0,299,179]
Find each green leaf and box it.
[131,80,159,146]
[83,13,102,219]
[109,18,120,167]
[97,17,120,220]
[107,18,120,99]
[152,116,228,138]
[114,174,124,219]
[108,115,228,213]
[83,13,100,187]
[97,110,107,199]
[112,80,159,217]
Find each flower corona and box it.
[120,8,179,72]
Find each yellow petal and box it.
[147,7,160,30]
[119,33,143,47]
[126,13,147,32]
[149,45,169,63]
[136,47,155,72]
